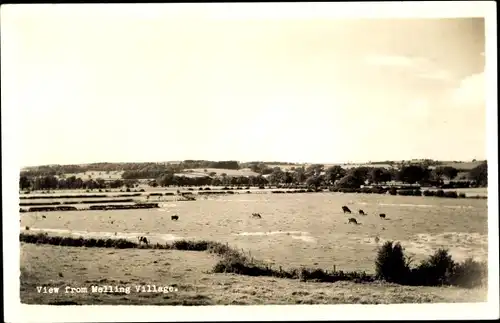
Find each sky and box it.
[1,3,494,167]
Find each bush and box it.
[375,241,411,284]
[450,258,487,288]
[411,248,455,286]
[458,192,466,198]
[388,187,397,195]
[435,189,445,197]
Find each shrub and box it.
[388,187,397,195]
[435,189,445,197]
[458,192,466,198]
[411,248,455,286]
[449,258,487,288]
[375,241,411,284]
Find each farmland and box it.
[19,188,488,304]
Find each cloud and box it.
[364,54,453,82]
[451,72,485,109]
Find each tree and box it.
[306,164,324,177]
[325,166,346,185]
[19,176,31,190]
[397,165,430,184]
[433,166,458,181]
[305,175,323,188]
[469,162,487,186]
[269,168,284,185]
[293,167,307,184]
[369,167,392,184]
[336,174,364,188]
[283,171,294,185]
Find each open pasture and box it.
[20,192,488,273]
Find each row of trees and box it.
[19,176,139,191]
[19,161,487,191]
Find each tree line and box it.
[20,162,487,191]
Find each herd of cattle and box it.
[342,205,386,225]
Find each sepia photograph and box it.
[2,1,498,322]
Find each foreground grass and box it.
[20,232,487,289]
[20,244,487,305]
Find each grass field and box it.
[20,193,488,271]
[19,189,488,304]
[20,243,486,305]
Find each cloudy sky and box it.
[2,3,492,166]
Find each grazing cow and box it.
[342,206,351,214]
[252,213,262,219]
[348,218,358,224]
[171,215,179,221]
[137,236,149,245]
[359,210,365,215]
[379,213,386,219]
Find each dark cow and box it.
[252,213,262,219]
[348,218,358,224]
[342,206,352,214]
[379,213,386,219]
[359,210,365,215]
[138,236,149,245]
[42,215,46,219]
[171,215,179,221]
